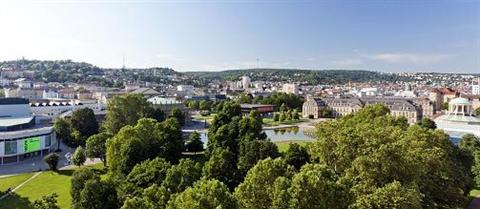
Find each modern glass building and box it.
[0,98,56,165]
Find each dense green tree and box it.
[283,143,309,170]
[71,168,99,209]
[237,140,280,175]
[102,94,158,134]
[162,159,202,193]
[473,151,480,186]
[120,157,171,198]
[85,132,112,166]
[189,100,200,110]
[237,93,253,104]
[476,107,480,116]
[121,185,171,209]
[170,107,185,126]
[203,148,238,189]
[70,107,99,143]
[32,193,60,209]
[320,108,333,118]
[309,104,472,208]
[78,179,118,209]
[199,100,210,110]
[270,177,291,209]
[273,113,280,121]
[350,181,422,209]
[257,92,304,111]
[185,131,204,153]
[292,109,300,120]
[43,153,59,171]
[106,118,184,177]
[167,178,237,209]
[151,108,166,122]
[234,158,294,209]
[53,118,71,148]
[238,111,267,141]
[288,164,347,209]
[279,103,286,112]
[459,134,480,155]
[417,117,437,130]
[279,112,286,122]
[72,146,86,167]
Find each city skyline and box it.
[0,0,479,73]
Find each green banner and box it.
[24,137,41,152]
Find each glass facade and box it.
[4,141,17,155]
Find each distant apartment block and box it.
[282,83,298,94]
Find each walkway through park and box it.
[0,172,41,201]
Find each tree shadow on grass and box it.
[55,166,107,177]
[56,169,75,177]
[0,193,33,209]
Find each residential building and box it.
[282,83,298,94]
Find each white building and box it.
[241,76,251,89]
[435,97,480,138]
[0,98,57,165]
[177,85,195,98]
[31,100,105,119]
[43,89,59,99]
[472,78,480,95]
[282,83,298,94]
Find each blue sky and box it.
[0,0,478,72]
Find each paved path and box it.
[0,143,74,176]
[0,171,41,201]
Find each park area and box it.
[0,164,104,209]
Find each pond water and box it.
[196,126,315,145]
[194,127,461,146]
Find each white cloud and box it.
[369,53,452,64]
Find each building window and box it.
[5,141,17,155]
[45,135,51,147]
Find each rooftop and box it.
[148,97,182,105]
[0,98,29,105]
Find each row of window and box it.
[3,136,51,155]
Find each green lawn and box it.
[274,140,309,152]
[470,188,480,198]
[192,113,217,123]
[0,173,35,194]
[0,164,105,209]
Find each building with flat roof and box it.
[240,104,275,116]
[148,96,191,123]
[0,98,57,165]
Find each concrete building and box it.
[302,98,328,118]
[0,98,57,165]
[241,76,251,89]
[282,83,298,95]
[147,96,191,123]
[177,85,195,98]
[472,77,480,95]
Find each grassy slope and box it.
[0,173,35,193]
[0,164,104,209]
